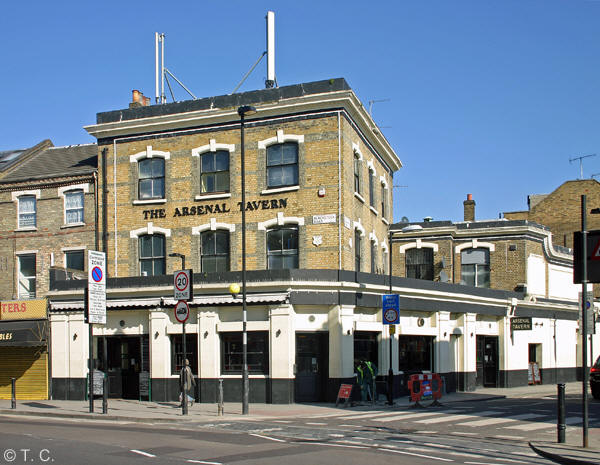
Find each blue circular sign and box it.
[92,266,103,283]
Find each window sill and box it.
[195,192,231,201]
[217,374,270,378]
[133,199,167,205]
[354,192,365,203]
[261,185,299,195]
[15,227,37,232]
[382,217,389,225]
[369,206,379,216]
[61,222,86,229]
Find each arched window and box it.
[267,226,298,269]
[139,234,165,276]
[406,248,434,280]
[201,230,230,272]
[267,142,298,188]
[201,150,229,193]
[461,248,490,288]
[138,158,165,200]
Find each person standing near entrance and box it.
[363,360,378,403]
[179,359,196,407]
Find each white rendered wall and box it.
[527,254,546,297]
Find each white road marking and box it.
[425,443,452,449]
[416,411,500,424]
[339,411,399,420]
[329,433,345,437]
[495,458,530,463]
[273,420,292,423]
[447,451,486,458]
[339,424,360,427]
[309,442,368,449]
[455,413,544,427]
[249,433,286,442]
[493,435,524,440]
[378,447,454,462]
[130,449,156,458]
[374,410,459,423]
[503,416,581,431]
[305,422,327,425]
[187,461,223,465]
[452,431,478,436]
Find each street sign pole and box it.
[173,267,192,416]
[581,195,589,448]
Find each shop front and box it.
[0,299,49,400]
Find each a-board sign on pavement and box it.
[173,269,193,301]
[87,250,106,324]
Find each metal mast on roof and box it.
[570,154,596,179]
[155,33,197,103]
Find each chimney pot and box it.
[132,89,141,103]
[467,193,472,201]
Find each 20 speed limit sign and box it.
[173,269,193,301]
[174,300,190,323]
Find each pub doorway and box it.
[476,335,498,387]
[97,335,149,399]
[294,332,328,402]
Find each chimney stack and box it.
[464,194,475,222]
[130,90,150,108]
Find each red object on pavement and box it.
[337,384,353,399]
[408,373,443,403]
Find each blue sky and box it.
[2,1,599,223]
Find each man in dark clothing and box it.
[179,359,196,407]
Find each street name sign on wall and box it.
[573,230,600,283]
[382,294,400,325]
[173,269,193,301]
[87,250,106,324]
[510,317,532,331]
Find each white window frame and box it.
[192,139,235,200]
[258,130,304,194]
[58,184,89,227]
[12,190,40,230]
[130,145,170,205]
[16,251,36,299]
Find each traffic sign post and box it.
[382,294,400,324]
[172,269,192,416]
[85,250,106,414]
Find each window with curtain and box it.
[65,250,84,271]
[267,227,298,269]
[461,248,490,288]
[221,331,269,374]
[138,158,165,200]
[266,142,298,188]
[18,195,36,228]
[201,230,229,272]
[201,150,229,193]
[18,254,36,299]
[65,190,84,224]
[406,248,434,280]
[355,229,362,272]
[139,234,165,276]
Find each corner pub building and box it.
[47,78,586,403]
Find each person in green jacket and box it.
[356,361,367,401]
[363,360,378,402]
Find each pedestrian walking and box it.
[363,360,378,403]
[356,360,367,402]
[179,359,196,407]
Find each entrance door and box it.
[295,333,328,402]
[101,336,145,399]
[476,336,498,387]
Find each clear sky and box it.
[2,1,599,223]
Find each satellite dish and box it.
[400,216,409,223]
[439,271,449,283]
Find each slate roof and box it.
[0,143,97,184]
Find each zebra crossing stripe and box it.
[415,411,500,424]
[455,413,544,427]
[374,411,459,423]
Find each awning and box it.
[50,298,161,310]
[162,293,289,306]
[0,320,48,347]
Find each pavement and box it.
[0,382,598,464]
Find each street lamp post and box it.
[387,229,394,405]
[168,252,187,415]
[238,105,257,415]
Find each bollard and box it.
[102,375,108,414]
[557,383,566,443]
[217,378,224,416]
[11,378,16,409]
